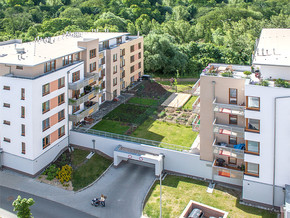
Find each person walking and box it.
[100,194,106,207]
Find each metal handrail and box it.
[213,119,244,137]
[212,138,244,159]
[73,127,189,152]
[213,98,245,114]
[191,79,200,95]
[69,89,99,106]
[68,73,99,90]
[192,96,200,113]
[69,103,99,123]
[212,159,244,179]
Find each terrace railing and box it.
[69,89,99,106]
[74,127,189,152]
[212,139,244,159]
[69,103,99,123]
[212,159,244,180]
[213,119,244,138]
[213,98,245,116]
[191,79,200,96]
[69,73,99,90]
[192,115,200,132]
[192,96,200,114]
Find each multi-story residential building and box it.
[195,28,290,208]
[0,32,143,176]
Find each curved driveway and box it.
[0,162,156,218]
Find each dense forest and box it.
[0,0,289,76]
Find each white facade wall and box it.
[255,65,290,81]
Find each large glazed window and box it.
[246,96,260,110]
[245,162,259,177]
[229,88,237,104]
[245,140,260,155]
[246,118,260,133]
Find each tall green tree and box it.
[12,195,35,218]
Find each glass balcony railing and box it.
[69,103,99,123]
[68,73,98,90]
[192,115,200,132]
[213,119,244,138]
[212,159,244,180]
[69,89,99,106]
[192,96,200,114]
[213,98,245,116]
[212,139,244,159]
[191,79,200,96]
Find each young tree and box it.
[12,195,35,218]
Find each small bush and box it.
[43,164,60,181]
[275,78,290,88]
[221,71,233,77]
[243,71,252,76]
[57,165,72,184]
[158,111,166,118]
[260,80,269,87]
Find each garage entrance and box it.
[113,145,164,176]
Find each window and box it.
[121,58,125,67]
[229,88,237,104]
[42,100,50,113]
[113,78,117,86]
[90,62,96,72]
[3,86,10,90]
[63,55,73,66]
[58,77,65,89]
[75,52,80,61]
[229,114,237,125]
[138,72,141,78]
[121,48,125,57]
[130,55,134,63]
[22,142,26,154]
[42,118,50,131]
[58,109,65,121]
[245,162,259,177]
[42,83,50,96]
[138,62,141,69]
[3,120,10,125]
[58,126,65,138]
[21,88,25,100]
[246,96,260,111]
[130,45,134,52]
[21,106,25,118]
[245,140,260,155]
[4,137,11,143]
[58,93,65,105]
[43,136,50,149]
[44,60,56,73]
[21,124,25,136]
[72,106,80,113]
[138,42,141,49]
[113,90,117,98]
[130,76,134,84]
[102,93,105,102]
[229,136,237,145]
[90,49,96,59]
[117,37,122,44]
[103,41,109,49]
[101,57,105,65]
[121,70,125,78]
[16,66,23,70]
[3,103,10,108]
[246,118,260,133]
[101,81,105,89]
[113,54,117,62]
[228,157,237,165]
[72,71,80,82]
[138,52,141,59]
[113,66,117,74]
[130,66,134,73]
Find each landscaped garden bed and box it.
[143,175,276,218]
[38,148,112,191]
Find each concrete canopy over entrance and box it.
[114,145,164,176]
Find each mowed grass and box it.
[182,96,198,110]
[144,175,277,218]
[71,149,112,191]
[157,81,195,93]
[127,97,159,106]
[91,120,130,135]
[131,119,198,147]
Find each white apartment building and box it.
[0,32,144,176]
[195,28,290,208]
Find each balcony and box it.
[69,89,99,106]
[69,102,99,123]
[98,65,103,73]
[191,79,200,96]
[213,98,245,116]
[192,96,200,114]
[192,115,200,132]
[99,51,104,59]
[212,158,244,180]
[69,74,98,90]
[213,119,244,138]
[212,139,244,159]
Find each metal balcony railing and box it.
[191,79,200,96]
[213,98,245,116]
[212,159,244,180]
[212,138,244,159]
[68,74,98,90]
[69,89,99,106]
[213,119,244,138]
[192,96,200,114]
[69,103,99,123]
[192,115,200,132]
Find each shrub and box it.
[260,80,269,87]
[57,165,72,184]
[243,71,252,77]
[275,78,290,88]
[158,111,166,118]
[43,164,60,180]
[221,71,233,77]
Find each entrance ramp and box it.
[114,145,164,176]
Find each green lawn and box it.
[157,81,195,93]
[71,149,112,191]
[131,119,198,148]
[182,96,198,110]
[127,97,159,106]
[144,175,276,218]
[91,120,130,135]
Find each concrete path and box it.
[0,163,156,218]
[161,93,191,108]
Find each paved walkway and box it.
[0,163,156,218]
[161,93,191,108]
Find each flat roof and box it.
[0,32,130,66]
[253,28,290,67]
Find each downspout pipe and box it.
[211,80,216,183]
[273,96,290,208]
